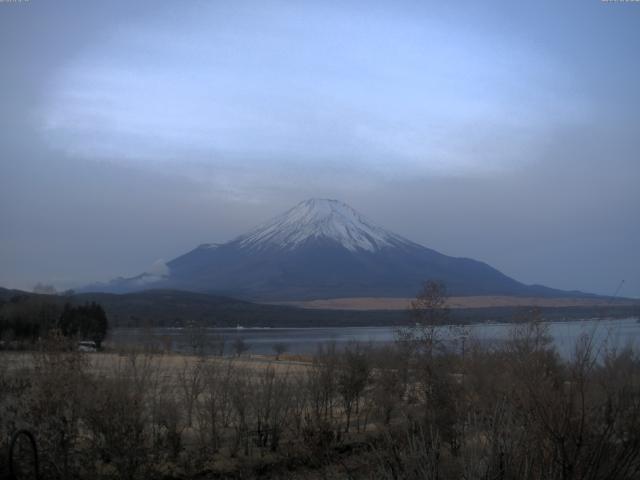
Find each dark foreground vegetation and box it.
[2,284,640,479]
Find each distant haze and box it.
[1,0,639,297]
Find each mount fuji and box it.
[91,198,577,300]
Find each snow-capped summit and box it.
[236,198,411,252]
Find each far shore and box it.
[270,295,640,311]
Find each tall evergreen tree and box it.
[58,302,109,349]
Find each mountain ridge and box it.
[85,198,596,300]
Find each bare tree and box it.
[229,367,253,457]
[196,359,235,454]
[411,280,449,324]
[232,338,250,357]
[210,333,226,356]
[177,357,204,427]
[185,320,208,355]
[397,280,450,358]
[337,342,371,432]
[272,342,288,360]
[252,365,292,451]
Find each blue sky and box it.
[1,0,639,296]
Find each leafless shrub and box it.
[177,357,204,427]
[306,342,339,425]
[252,364,292,451]
[153,395,184,462]
[196,359,235,455]
[24,331,88,479]
[82,356,152,480]
[229,366,254,457]
[288,373,310,438]
[337,342,372,433]
[370,345,409,426]
[371,424,443,480]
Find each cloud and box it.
[32,283,57,295]
[147,259,170,277]
[39,1,585,180]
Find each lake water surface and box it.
[108,317,640,359]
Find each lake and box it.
[107,317,640,360]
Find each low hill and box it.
[2,287,637,329]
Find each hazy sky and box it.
[1,0,639,297]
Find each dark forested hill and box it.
[2,287,637,330]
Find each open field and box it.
[1,350,312,378]
[273,295,640,310]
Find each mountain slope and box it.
[89,198,589,300]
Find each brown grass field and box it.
[4,323,640,479]
[271,295,640,310]
[1,350,312,378]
